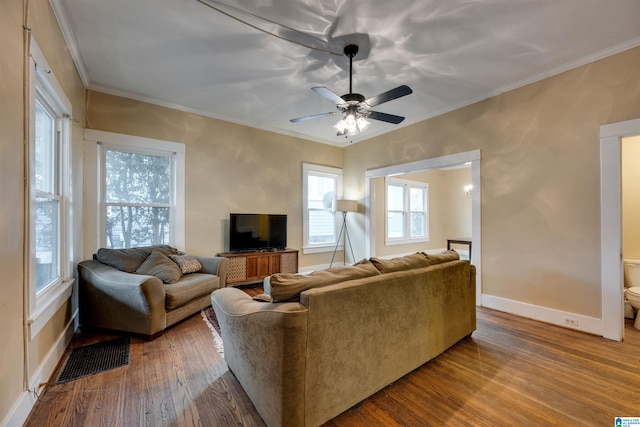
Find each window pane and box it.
[309,209,335,244]
[307,173,336,245]
[36,197,60,292]
[410,212,425,237]
[387,184,404,210]
[410,187,424,212]
[35,101,56,194]
[307,175,335,209]
[106,205,170,249]
[106,150,171,204]
[387,211,405,238]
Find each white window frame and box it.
[302,163,343,254]
[385,177,429,246]
[27,39,74,339]
[86,130,186,250]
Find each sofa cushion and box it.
[95,245,178,273]
[369,253,430,274]
[423,250,460,266]
[169,253,203,274]
[267,259,381,302]
[164,273,220,310]
[135,250,183,284]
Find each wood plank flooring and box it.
[26,293,640,426]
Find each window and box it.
[385,177,428,245]
[303,163,343,253]
[93,131,186,249]
[28,39,73,337]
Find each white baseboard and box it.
[2,309,77,427]
[481,294,603,336]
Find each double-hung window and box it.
[302,163,343,253]
[95,132,185,249]
[28,39,73,337]
[385,177,429,245]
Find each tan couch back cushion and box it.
[95,245,177,273]
[369,253,430,273]
[423,250,460,266]
[267,259,381,302]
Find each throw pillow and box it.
[169,253,203,274]
[135,250,183,284]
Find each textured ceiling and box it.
[54,0,640,145]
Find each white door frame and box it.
[364,149,482,305]
[600,118,640,341]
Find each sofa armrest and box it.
[195,256,229,287]
[210,287,308,427]
[78,259,166,336]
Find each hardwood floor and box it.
[26,296,640,426]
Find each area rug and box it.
[201,306,224,358]
[55,337,130,383]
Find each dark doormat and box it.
[55,337,130,383]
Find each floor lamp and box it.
[330,199,358,267]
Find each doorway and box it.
[600,118,640,341]
[364,150,482,305]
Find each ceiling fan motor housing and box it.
[344,44,359,58]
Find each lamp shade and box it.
[334,199,358,213]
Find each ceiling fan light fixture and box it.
[334,112,370,136]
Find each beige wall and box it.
[84,91,343,268]
[345,46,640,318]
[0,0,85,424]
[623,135,640,260]
[443,167,472,239]
[0,0,28,422]
[372,168,471,257]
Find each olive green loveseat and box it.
[78,245,228,339]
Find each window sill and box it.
[303,244,342,255]
[385,238,430,247]
[28,278,74,340]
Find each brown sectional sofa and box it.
[210,250,476,427]
[78,245,229,338]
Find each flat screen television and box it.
[229,213,287,252]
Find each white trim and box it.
[49,0,91,87]
[84,129,186,251]
[27,37,74,339]
[30,39,72,113]
[482,294,603,336]
[302,163,343,253]
[2,313,75,427]
[384,177,429,246]
[85,129,186,154]
[28,279,74,339]
[365,150,482,305]
[599,118,640,341]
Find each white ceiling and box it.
[54,0,640,146]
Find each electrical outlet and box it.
[563,317,578,326]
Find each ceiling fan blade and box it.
[312,87,346,105]
[290,112,339,123]
[364,85,413,108]
[367,111,406,124]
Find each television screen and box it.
[229,213,287,252]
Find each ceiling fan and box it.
[290,44,413,137]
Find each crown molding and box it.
[49,0,91,88]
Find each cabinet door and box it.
[270,254,281,274]
[257,255,270,277]
[246,256,258,278]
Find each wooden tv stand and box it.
[217,248,298,286]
